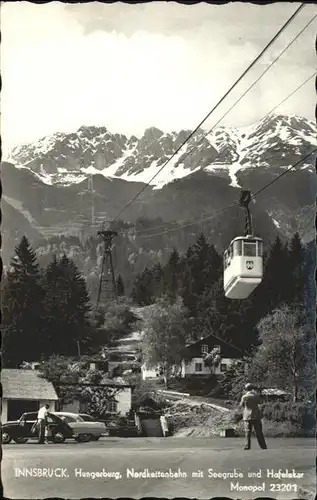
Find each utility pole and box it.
[96,229,118,307]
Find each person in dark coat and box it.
[240,383,267,450]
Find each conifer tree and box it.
[151,262,165,298]
[259,236,290,313]
[131,264,165,305]
[179,244,195,313]
[42,254,91,356]
[2,236,45,367]
[163,248,180,299]
[180,234,222,316]
[131,267,155,305]
[288,232,304,307]
[116,274,125,296]
[302,239,315,328]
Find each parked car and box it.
[1,412,74,444]
[107,416,139,437]
[77,413,109,438]
[52,412,107,441]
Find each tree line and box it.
[137,233,315,401]
[2,231,314,404]
[1,236,135,368]
[132,232,309,354]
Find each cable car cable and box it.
[171,16,316,173]
[131,72,316,236]
[139,149,316,239]
[137,148,316,240]
[138,205,238,239]
[110,3,305,223]
[97,10,310,233]
[259,71,316,122]
[251,148,317,198]
[85,69,315,228]
[205,14,316,131]
[98,72,315,236]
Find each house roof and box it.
[72,357,107,363]
[99,375,132,388]
[65,375,132,388]
[184,334,242,359]
[1,369,59,400]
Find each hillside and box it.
[1,113,315,279]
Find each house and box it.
[20,361,42,370]
[141,365,158,380]
[51,356,133,415]
[181,334,243,378]
[1,369,59,423]
[100,348,138,372]
[141,363,180,381]
[61,376,133,416]
[141,363,163,381]
[65,357,109,373]
[83,358,109,372]
[106,353,137,373]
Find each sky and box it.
[1,1,316,153]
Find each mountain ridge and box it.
[7,113,316,189]
[1,113,315,276]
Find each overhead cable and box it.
[110,3,305,222]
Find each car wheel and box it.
[13,437,29,444]
[52,431,66,443]
[90,435,100,441]
[75,433,91,443]
[1,432,12,444]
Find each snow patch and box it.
[3,194,40,227]
[55,173,87,185]
[7,114,317,189]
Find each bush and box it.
[129,377,168,410]
[215,360,251,400]
[169,374,218,396]
[262,401,315,435]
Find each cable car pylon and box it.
[223,190,263,300]
[239,190,253,236]
[96,224,118,308]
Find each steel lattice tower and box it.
[240,190,253,236]
[96,229,118,306]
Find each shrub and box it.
[129,377,168,410]
[262,401,315,434]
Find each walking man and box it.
[240,383,267,450]
[37,404,50,444]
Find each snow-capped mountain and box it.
[1,113,316,268]
[8,114,316,189]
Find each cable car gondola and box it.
[223,190,263,300]
[224,235,263,299]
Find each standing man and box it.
[37,404,50,444]
[240,383,267,450]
